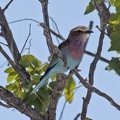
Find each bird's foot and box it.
[75,68,81,72]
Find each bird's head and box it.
[69,26,93,42]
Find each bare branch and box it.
[50,28,65,41]
[40,23,55,51]
[72,69,120,111]
[0,42,8,46]
[38,0,54,55]
[3,0,13,12]
[45,74,67,120]
[21,24,31,54]
[0,7,31,87]
[81,1,110,119]
[49,17,61,44]
[0,45,30,86]
[74,113,81,120]
[9,18,40,24]
[84,50,109,63]
[84,21,94,49]
[0,61,7,68]
[59,86,81,120]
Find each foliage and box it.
[4,54,76,113]
[5,54,50,113]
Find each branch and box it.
[72,69,120,111]
[3,0,13,12]
[84,21,94,49]
[9,18,40,24]
[81,1,110,119]
[21,24,31,54]
[45,74,67,120]
[0,85,43,120]
[84,50,109,63]
[0,7,31,87]
[0,45,30,86]
[0,42,8,46]
[38,0,54,55]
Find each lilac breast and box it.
[66,39,84,60]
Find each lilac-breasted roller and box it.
[30,26,93,95]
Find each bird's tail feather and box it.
[29,62,58,95]
[30,72,52,95]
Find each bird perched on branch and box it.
[30,26,93,95]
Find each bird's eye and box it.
[77,30,82,33]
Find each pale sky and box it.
[0,0,120,120]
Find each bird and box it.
[30,26,93,95]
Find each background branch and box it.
[81,1,110,119]
[3,0,13,12]
[0,7,30,87]
[39,0,54,54]
[72,69,120,111]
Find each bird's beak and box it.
[86,30,93,34]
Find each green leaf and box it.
[84,2,95,15]
[19,54,41,68]
[32,95,50,113]
[6,82,18,91]
[32,99,43,112]
[30,60,38,68]
[49,81,56,89]
[38,88,49,99]
[109,31,120,51]
[84,118,92,120]
[115,0,120,12]
[51,74,56,81]
[27,93,38,102]
[7,71,18,83]
[39,63,48,71]
[4,67,14,74]
[31,75,41,85]
[110,0,116,5]
[109,13,120,25]
[109,57,120,75]
[64,77,76,103]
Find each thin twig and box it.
[84,50,109,63]
[3,0,13,12]
[49,17,61,35]
[0,42,8,46]
[59,86,80,120]
[0,61,7,68]
[84,21,94,49]
[39,0,54,55]
[9,18,40,24]
[0,45,30,85]
[21,24,31,54]
[60,85,82,98]
[50,28,65,41]
[59,101,67,120]
[49,17,61,44]
[74,113,81,120]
